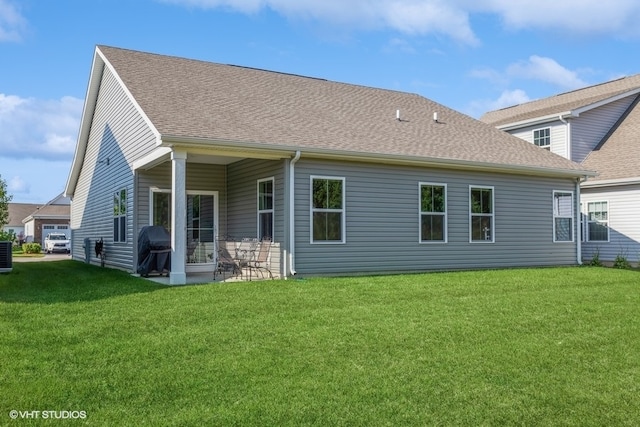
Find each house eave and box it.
[581,176,640,188]
[496,111,575,131]
[161,134,594,179]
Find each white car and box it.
[44,233,71,254]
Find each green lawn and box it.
[1,262,639,426]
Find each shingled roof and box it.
[92,46,589,177]
[582,96,640,183]
[481,74,640,127]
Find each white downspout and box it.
[559,115,571,159]
[288,150,301,276]
[576,177,583,265]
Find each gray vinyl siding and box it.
[227,159,285,242]
[581,184,640,265]
[292,159,578,276]
[70,65,157,270]
[508,121,568,158]
[571,95,636,163]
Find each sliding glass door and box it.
[151,190,218,268]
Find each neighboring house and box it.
[21,193,71,246]
[5,203,41,243]
[65,46,593,284]
[481,75,640,265]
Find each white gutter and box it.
[288,150,301,276]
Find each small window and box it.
[553,191,573,242]
[258,178,274,240]
[533,128,551,150]
[420,183,447,243]
[587,201,609,242]
[470,186,494,243]
[311,176,345,243]
[113,188,127,243]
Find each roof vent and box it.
[433,112,438,122]
[396,109,401,121]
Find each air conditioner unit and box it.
[0,241,13,273]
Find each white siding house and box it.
[65,46,593,284]
[482,76,640,266]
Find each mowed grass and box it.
[1,262,639,426]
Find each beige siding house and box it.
[65,46,593,284]
[482,75,640,265]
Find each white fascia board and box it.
[573,89,640,116]
[581,176,640,188]
[132,147,172,170]
[65,46,163,198]
[496,112,575,131]
[162,135,595,179]
[64,50,104,198]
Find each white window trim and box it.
[310,175,346,244]
[114,188,127,243]
[257,177,275,240]
[418,182,448,244]
[553,190,574,243]
[469,185,495,243]
[533,127,551,150]
[586,200,610,243]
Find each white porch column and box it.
[170,150,187,285]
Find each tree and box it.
[0,174,12,229]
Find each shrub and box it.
[22,243,42,254]
[589,250,603,267]
[0,230,15,242]
[613,252,631,269]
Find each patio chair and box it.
[214,239,240,280]
[234,238,259,280]
[247,238,273,280]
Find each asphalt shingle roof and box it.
[7,203,41,226]
[97,45,589,175]
[582,97,640,182]
[481,74,640,127]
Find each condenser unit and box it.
[0,241,12,273]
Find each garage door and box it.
[42,225,70,245]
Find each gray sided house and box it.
[482,74,640,265]
[65,46,593,284]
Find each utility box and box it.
[83,238,91,263]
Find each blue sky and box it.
[2,0,640,203]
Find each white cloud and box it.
[0,94,83,161]
[466,89,530,118]
[507,56,587,90]
[484,0,640,37]
[160,0,479,44]
[7,175,28,193]
[159,0,640,44]
[0,0,27,42]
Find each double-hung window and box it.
[470,186,494,242]
[113,188,127,243]
[420,183,447,242]
[533,128,551,150]
[257,178,274,240]
[311,176,345,243]
[587,201,609,241]
[553,191,573,242]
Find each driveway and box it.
[12,253,72,263]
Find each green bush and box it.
[22,243,42,254]
[0,230,15,242]
[589,250,603,267]
[613,253,631,269]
